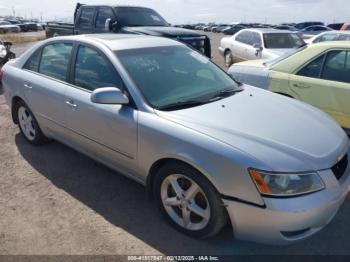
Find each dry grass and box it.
[1,31,46,44]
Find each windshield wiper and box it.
[207,88,243,101]
[157,88,243,111]
[157,99,208,111]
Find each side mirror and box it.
[105,18,112,32]
[105,18,118,32]
[253,43,263,56]
[4,41,12,47]
[91,87,129,105]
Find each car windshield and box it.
[116,46,242,110]
[263,33,305,49]
[264,44,308,67]
[114,7,168,27]
[0,21,11,25]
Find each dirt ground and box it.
[0,32,350,255]
[1,31,46,44]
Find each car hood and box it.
[231,59,268,68]
[121,26,204,38]
[156,85,349,172]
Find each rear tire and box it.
[154,162,228,239]
[15,100,49,145]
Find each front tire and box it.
[224,50,233,67]
[15,100,49,145]
[154,162,228,239]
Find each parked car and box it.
[45,3,211,58]
[212,25,229,33]
[7,20,29,32]
[204,25,216,32]
[0,21,20,34]
[2,34,350,245]
[219,29,305,67]
[295,21,324,30]
[222,24,246,35]
[306,31,350,44]
[300,25,333,39]
[21,21,40,31]
[182,24,196,30]
[327,23,344,30]
[273,25,298,31]
[228,42,350,132]
[340,23,350,31]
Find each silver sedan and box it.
[2,34,350,245]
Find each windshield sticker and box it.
[151,15,161,21]
[189,51,209,64]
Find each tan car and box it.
[229,42,350,133]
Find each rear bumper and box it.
[224,161,350,245]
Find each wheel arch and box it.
[146,157,222,198]
[224,48,231,55]
[11,96,25,124]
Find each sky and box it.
[0,0,349,24]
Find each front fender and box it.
[137,112,266,207]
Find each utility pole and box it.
[12,6,16,18]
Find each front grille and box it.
[331,154,348,180]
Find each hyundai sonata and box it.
[2,34,350,245]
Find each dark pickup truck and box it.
[46,3,211,57]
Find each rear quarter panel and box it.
[2,63,26,108]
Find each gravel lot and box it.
[0,32,350,255]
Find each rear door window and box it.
[23,49,42,72]
[79,7,95,28]
[321,50,350,83]
[38,43,73,82]
[236,31,253,45]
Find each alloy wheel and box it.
[160,174,211,231]
[18,106,36,141]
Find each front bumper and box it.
[218,46,225,57]
[223,158,350,245]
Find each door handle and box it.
[24,83,32,89]
[65,100,78,109]
[293,83,310,89]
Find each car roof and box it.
[317,30,350,35]
[80,5,153,9]
[47,34,183,51]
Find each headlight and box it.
[249,169,325,197]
